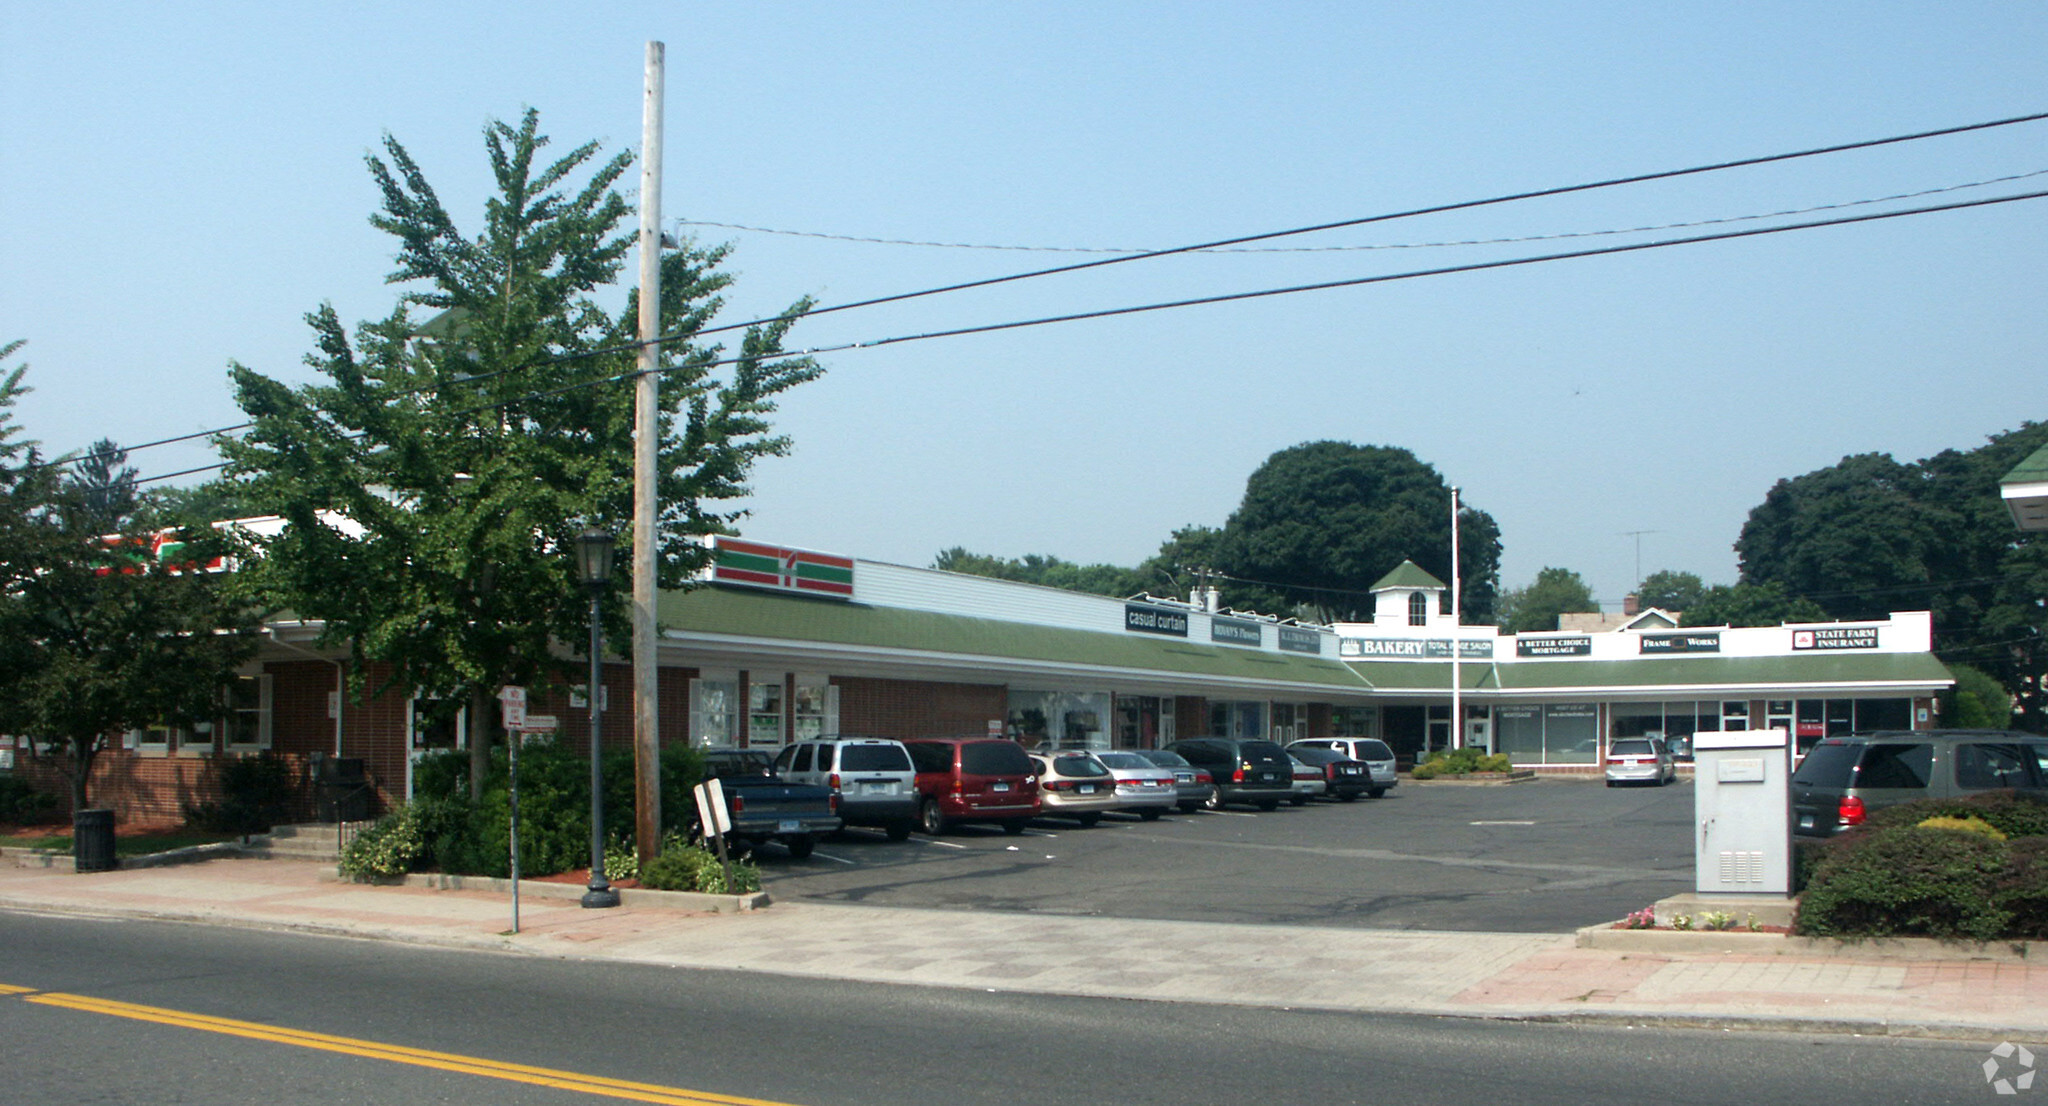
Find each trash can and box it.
[72,808,116,873]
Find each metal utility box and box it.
[1692,726,1791,898]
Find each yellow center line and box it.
[17,991,804,1106]
[0,984,39,995]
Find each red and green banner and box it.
[710,538,854,599]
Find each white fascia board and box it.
[2003,480,2048,531]
[1477,678,1952,699]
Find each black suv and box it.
[1164,738,1295,811]
[1789,729,2048,838]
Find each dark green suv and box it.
[1789,729,2048,838]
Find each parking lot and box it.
[756,777,1695,933]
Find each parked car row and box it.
[748,734,1401,844]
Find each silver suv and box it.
[773,737,920,841]
[1789,729,2048,838]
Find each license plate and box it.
[860,781,888,794]
[777,820,800,833]
[992,782,1011,793]
[1078,784,1097,794]
[1798,814,1814,829]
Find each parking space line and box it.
[809,852,857,865]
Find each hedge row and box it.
[1794,789,2048,941]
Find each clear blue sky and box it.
[5,2,2044,611]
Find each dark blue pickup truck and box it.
[698,750,842,859]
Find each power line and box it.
[126,183,2048,489]
[680,168,2048,255]
[50,107,2048,476]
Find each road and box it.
[1,907,2008,1106]
[761,777,1696,932]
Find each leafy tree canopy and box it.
[1943,661,2014,729]
[931,547,1144,598]
[1680,581,1827,628]
[1635,569,1705,613]
[1496,566,1597,634]
[220,110,821,791]
[1732,422,2048,728]
[0,350,259,809]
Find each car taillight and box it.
[1325,765,1339,781]
[830,792,839,813]
[729,794,745,814]
[829,772,840,790]
[1233,765,1246,783]
[1839,796,1866,826]
[1195,769,1213,784]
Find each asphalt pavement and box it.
[2,846,2044,1043]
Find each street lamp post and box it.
[576,527,620,909]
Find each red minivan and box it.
[902,736,1041,835]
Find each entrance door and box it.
[407,697,466,800]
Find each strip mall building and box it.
[12,536,1954,823]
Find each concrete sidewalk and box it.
[1,854,2043,1041]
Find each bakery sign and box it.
[1793,626,1878,651]
[710,538,854,599]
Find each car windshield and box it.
[1096,752,1149,769]
[1138,750,1190,768]
[1354,740,1394,760]
[1052,754,1109,777]
[1609,739,1655,757]
[1790,741,1861,787]
[840,745,911,771]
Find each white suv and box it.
[774,737,921,840]
[1287,738,1398,798]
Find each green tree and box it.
[930,548,1143,597]
[0,362,259,812]
[1680,581,1828,628]
[1215,441,1501,623]
[1942,662,2014,729]
[1496,566,1598,634]
[220,110,821,797]
[1635,569,1705,613]
[1731,424,2048,727]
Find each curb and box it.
[1576,922,2042,961]
[378,871,771,914]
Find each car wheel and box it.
[919,799,946,836]
[1139,809,1162,821]
[1289,794,1308,807]
[1367,788,1386,799]
[1076,813,1102,828]
[1605,779,1617,788]
[784,834,816,860]
[885,821,913,842]
[1202,787,1224,811]
[1000,820,1027,836]
[1337,792,1358,803]
[1256,799,1280,812]
[1178,801,1199,814]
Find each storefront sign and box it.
[1341,637,1495,659]
[1793,626,1879,651]
[1125,604,1189,637]
[1516,636,1592,658]
[710,538,854,598]
[1640,632,1721,654]
[1210,617,1263,647]
[1277,626,1323,655]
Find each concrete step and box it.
[251,823,359,862]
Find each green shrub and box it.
[0,776,58,825]
[1866,790,2048,839]
[1411,748,1512,778]
[1794,825,2010,941]
[338,804,430,880]
[1994,837,2048,940]
[184,753,298,834]
[639,844,760,894]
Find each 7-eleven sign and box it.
[710,538,855,599]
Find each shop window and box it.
[690,677,738,747]
[1543,703,1599,764]
[1010,690,1113,749]
[793,676,837,742]
[748,678,786,747]
[1854,698,1910,732]
[1204,700,1266,742]
[1408,592,1428,626]
[1721,700,1750,732]
[1496,706,1543,763]
[1825,699,1854,737]
[1115,695,1171,749]
[1331,705,1378,738]
[1611,704,1663,740]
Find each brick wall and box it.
[833,677,1006,738]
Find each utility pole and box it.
[1622,529,1659,593]
[1450,486,1463,751]
[632,41,664,866]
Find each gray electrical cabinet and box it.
[1692,726,1791,898]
